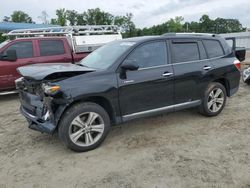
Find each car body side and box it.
[19,35,240,134]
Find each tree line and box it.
[1,9,246,39]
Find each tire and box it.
[199,82,227,117]
[58,102,110,152]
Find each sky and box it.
[1,0,250,28]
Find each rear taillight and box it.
[233,60,241,71]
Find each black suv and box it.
[16,34,245,152]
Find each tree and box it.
[214,18,245,33]
[0,33,7,43]
[199,15,214,33]
[3,16,10,22]
[50,18,58,25]
[11,11,33,23]
[83,8,113,25]
[66,10,78,26]
[167,16,184,32]
[38,11,49,24]
[55,8,67,26]
[115,13,136,37]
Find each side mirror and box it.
[121,59,139,71]
[120,59,139,79]
[6,50,17,61]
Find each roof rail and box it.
[3,25,121,37]
[162,32,217,37]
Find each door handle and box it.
[162,72,173,77]
[203,66,212,71]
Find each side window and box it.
[171,42,200,63]
[39,40,65,56]
[126,41,167,69]
[203,40,224,58]
[4,41,33,59]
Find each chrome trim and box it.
[123,80,134,84]
[0,90,18,96]
[135,55,227,71]
[123,100,201,119]
[22,107,37,119]
[162,72,173,77]
[203,66,212,70]
[138,64,172,71]
[172,55,226,65]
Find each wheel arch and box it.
[212,78,230,97]
[57,96,115,127]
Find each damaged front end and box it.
[16,77,70,134]
[15,63,96,134]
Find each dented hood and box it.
[17,63,96,81]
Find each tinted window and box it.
[4,41,33,59]
[203,40,224,58]
[171,42,200,63]
[39,40,65,56]
[126,41,167,69]
[80,41,135,69]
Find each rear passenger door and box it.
[37,39,72,63]
[170,39,213,104]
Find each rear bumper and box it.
[19,91,56,134]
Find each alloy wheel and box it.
[207,88,225,113]
[69,112,105,147]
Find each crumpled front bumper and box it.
[19,91,56,134]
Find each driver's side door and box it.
[117,41,174,121]
[0,40,36,91]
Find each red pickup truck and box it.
[0,37,88,93]
[0,25,122,93]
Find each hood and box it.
[17,63,96,81]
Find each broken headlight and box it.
[42,84,61,95]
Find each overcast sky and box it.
[1,0,250,28]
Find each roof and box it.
[0,22,59,31]
[123,33,222,44]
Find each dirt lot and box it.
[1,76,250,188]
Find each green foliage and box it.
[66,10,78,26]
[55,8,67,26]
[11,11,33,23]
[84,8,113,25]
[3,9,246,37]
[0,33,7,43]
[130,14,245,37]
[3,16,10,22]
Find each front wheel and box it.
[199,82,227,117]
[58,102,110,152]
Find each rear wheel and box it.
[58,102,110,152]
[199,82,227,117]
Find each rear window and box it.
[39,40,65,56]
[171,42,200,63]
[203,40,224,58]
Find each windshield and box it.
[80,41,136,69]
[0,40,10,49]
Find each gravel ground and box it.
[0,73,250,188]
